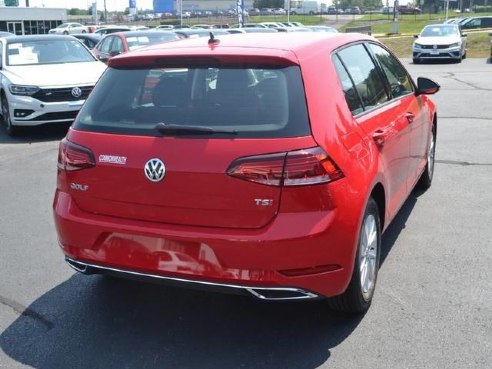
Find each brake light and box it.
[227,147,344,187]
[57,139,95,172]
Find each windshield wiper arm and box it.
[155,122,237,136]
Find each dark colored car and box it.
[92,30,179,63]
[398,6,422,14]
[54,33,439,313]
[460,16,492,30]
[71,33,102,49]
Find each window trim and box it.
[332,40,417,118]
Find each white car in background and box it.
[412,24,467,63]
[0,35,106,135]
[49,22,88,35]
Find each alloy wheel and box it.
[359,213,378,301]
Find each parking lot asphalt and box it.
[0,58,491,369]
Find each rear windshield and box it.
[73,65,310,138]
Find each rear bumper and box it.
[53,190,360,299]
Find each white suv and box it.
[0,35,106,135]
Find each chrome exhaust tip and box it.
[66,258,90,274]
[246,287,319,301]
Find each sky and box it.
[17,0,154,11]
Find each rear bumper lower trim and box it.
[65,257,321,301]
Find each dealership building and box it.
[0,7,66,35]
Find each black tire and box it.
[413,58,420,64]
[416,125,436,190]
[1,94,17,136]
[63,31,69,35]
[327,198,381,313]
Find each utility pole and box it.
[104,0,107,22]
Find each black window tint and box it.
[74,66,310,139]
[337,44,389,110]
[333,55,364,115]
[368,43,413,98]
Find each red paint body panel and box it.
[54,33,437,299]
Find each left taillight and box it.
[57,138,95,172]
[227,146,344,187]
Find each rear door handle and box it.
[372,129,388,148]
[406,112,415,123]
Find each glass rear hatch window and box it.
[73,65,310,138]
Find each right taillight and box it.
[57,138,95,172]
[227,147,344,187]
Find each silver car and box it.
[0,35,106,135]
[48,22,88,35]
[413,24,467,63]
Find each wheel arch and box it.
[370,183,386,231]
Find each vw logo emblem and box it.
[144,158,166,182]
[71,87,82,98]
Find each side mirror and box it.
[109,50,121,57]
[462,33,467,37]
[416,77,440,95]
[98,55,109,63]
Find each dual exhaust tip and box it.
[66,257,320,301]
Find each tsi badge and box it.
[70,183,88,191]
[254,198,273,206]
[144,158,166,182]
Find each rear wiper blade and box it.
[155,122,237,135]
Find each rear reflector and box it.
[57,138,95,172]
[278,264,342,277]
[227,147,344,187]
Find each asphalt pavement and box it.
[0,58,491,369]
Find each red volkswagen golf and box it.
[53,33,439,313]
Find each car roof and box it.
[115,30,177,37]
[71,33,102,40]
[109,32,372,67]
[3,34,76,43]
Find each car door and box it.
[367,43,428,189]
[95,35,114,62]
[334,43,412,218]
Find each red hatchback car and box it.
[54,33,439,313]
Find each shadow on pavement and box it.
[0,122,70,144]
[0,274,364,369]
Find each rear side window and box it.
[334,43,389,114]
[367,43,414,98]
[74,65,310,138]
